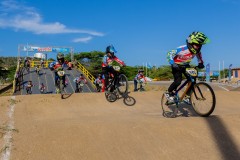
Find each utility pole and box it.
[219,61,220,82]
[223,61,225,79]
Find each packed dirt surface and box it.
[0,91,240,160]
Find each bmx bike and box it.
[56,70,66,99]
[105,66,136,106]
[75,80,85,93]
[161,66,216,118]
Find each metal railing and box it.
[75,62,96,85]
[12,60,21,93]
[30,61,53,68]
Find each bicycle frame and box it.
[106,71,119,91]
[174,70,197,102]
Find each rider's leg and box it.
[102,67,109,90]
[134,79,138,91]
[54,72,59,86]
[165,67,184,102]
[168,67,184,93]
[62,75,66,87]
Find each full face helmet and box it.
[106,45,117,57]
[57,53,64,63]
[186,31,210,54]
[138,69,144,73]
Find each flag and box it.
[206,63,210,82]
[146,62,152,69]
[229,64,232,81]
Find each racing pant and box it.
[168,65,189,93]
[102,66,115,90]
[54,72,66,87]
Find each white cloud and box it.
[72,36,93,43]
[0,0,104,36]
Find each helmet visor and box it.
[109,46,117,53]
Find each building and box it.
[232,67,240,78]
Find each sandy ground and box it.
[0,91,240,160]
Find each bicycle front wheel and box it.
[117,74,128,95]
[161,93,178,118]
[190,82,216,117]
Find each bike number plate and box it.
[79,83,84,87]
[186,68,197,77]
[113,66,120,72]
[57,71,65,77]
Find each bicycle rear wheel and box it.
[117,74,128,95]
[123,96,136,106]
[190,82,216,117]
[105,92,117,102]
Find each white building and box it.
[34,53,46,59]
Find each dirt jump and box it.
[0,91,240,160]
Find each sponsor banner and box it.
[206,63,210,82]
[52,48,70,52]
[22,45,71,52]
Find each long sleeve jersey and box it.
[102,55,125,67]
[134,73,146,81]
[167,45,203,65]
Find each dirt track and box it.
[1,91,240,160]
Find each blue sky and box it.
[0,0,240,70]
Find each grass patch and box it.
[0,145,9,154]
[0,125,19,137]
[129,84,167,92]
[8,98,20,105]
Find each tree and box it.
[148,65,173,80]
[74,51,105,76]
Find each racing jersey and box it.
[53,62,64,71]
[102,55,125,67]
[167,45,203,65]
[94,78,102,84]
[134,73,146,81]
[77,77,87,84]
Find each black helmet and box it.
[106,45,117,57]
[138,69,144,73]
[57,53,64,62]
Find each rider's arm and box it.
[143,76,147,83]
[102,55,108,67]
[167,50,177,65]
[113,56,125,66]
[196,52,204,64]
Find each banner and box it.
[206,63,210,82]
[22,45,71,52]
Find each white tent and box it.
[34,53,45,59]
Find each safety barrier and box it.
[25,60,96,89]
[75,62,96,85]
[0,83,13,95]
[30,61,53,68]
[12,60,21,93]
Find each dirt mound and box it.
[1,91,240,160]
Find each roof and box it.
[231,67,240,70]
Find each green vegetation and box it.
[66,51,174,80]
[2,53,228,82]
[0,57,17,83]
